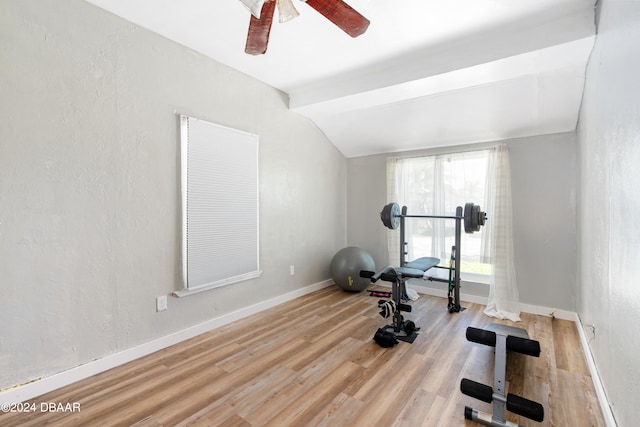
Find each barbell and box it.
[380,202,487,234]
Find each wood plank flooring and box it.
[0,286,605,426]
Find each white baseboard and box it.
[0,279,334,404]
[409,283,576,321]
[573,315,618,427]
[517,302,577,321]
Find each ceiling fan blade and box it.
[304,0,370,38]
[245,0,277,55]
[277,0,300,23]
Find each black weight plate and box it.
[463,202,474,233]
[380,203,401,229]
[390,203,400,229]
[380,203,392,228]
[471,204,481,232]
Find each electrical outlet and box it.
[289,265,295,275]
[156,295,168,312]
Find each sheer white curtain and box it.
[386,145,520,321]
[386,156,438,266]
[386,156,402,266]
[484,145,521,321]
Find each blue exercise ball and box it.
[330,246,376,292]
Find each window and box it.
[176,115,260,296]
[387,149,492,280]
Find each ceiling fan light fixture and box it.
[277,0,300,23]
[239,0,266,19]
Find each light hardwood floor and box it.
[0,286,605,426]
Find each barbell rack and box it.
[380,203,487,313]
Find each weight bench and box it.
[361,257,439,344]
[461,324,544,426]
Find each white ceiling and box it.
[85,0,596,157]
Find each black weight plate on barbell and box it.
[471,204,481,232]
[464,203,474,233]
[380,203,392,229]
[380,202,401,229]
[390,203,400,229]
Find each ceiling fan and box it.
[239,0,370,55]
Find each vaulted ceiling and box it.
[85,0,596,157]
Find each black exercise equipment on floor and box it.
[379,202,487,313]
[361,257,439,346]
[461,323,545,426]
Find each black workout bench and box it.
[461,323,545,426]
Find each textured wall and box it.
[0,0,346,389]
[347,133,578,310]
[577,1,640,425]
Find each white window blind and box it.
[178,115,260,295]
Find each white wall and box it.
[347,132,578,310]
[0,0,346,390]
[577,1,640,425]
